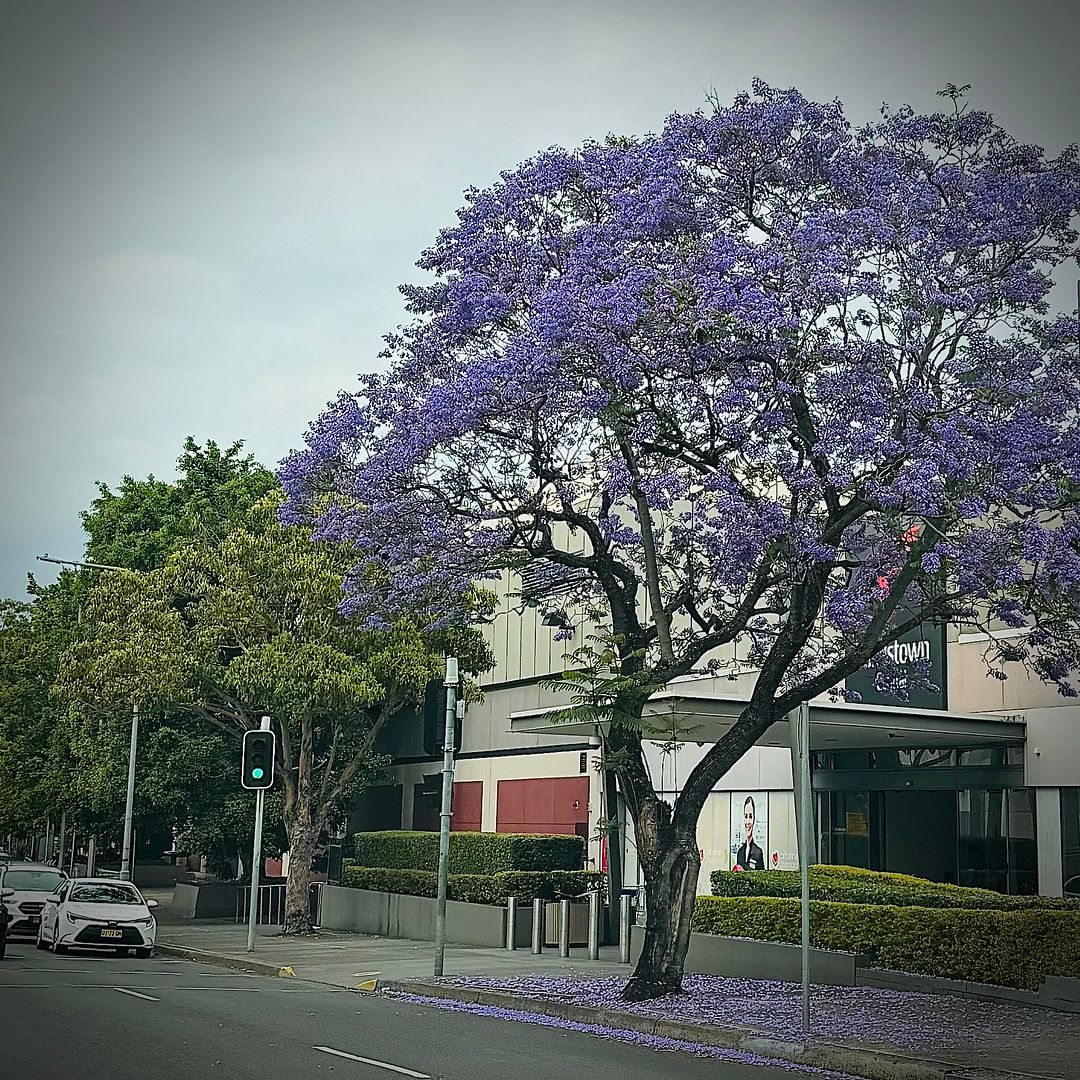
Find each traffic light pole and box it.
[433,657,458,977]
[246,715,271,953]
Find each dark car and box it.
[0,886,12,959]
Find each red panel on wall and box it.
[496,777,589,835]
[451,781,483,832]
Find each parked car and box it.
[0,886,12,959]
[0,863,68,940]
[37,878,157,957]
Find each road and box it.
[0,942,820,1079]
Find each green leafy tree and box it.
[58,497,492,932]
[0,575,94,843]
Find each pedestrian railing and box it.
[236,883,286,925]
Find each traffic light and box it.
[241,729,276,790]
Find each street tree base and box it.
[621,974,687,1002]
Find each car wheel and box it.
[134,947,152,960]
[36,924,49,949]
[51,935,67,955]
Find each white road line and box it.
[314,1046,429,1077]
[170,987,262,992]
[113,987,160,1001]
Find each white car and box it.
[36,878,157,957]
[0,863,68,940]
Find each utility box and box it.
[544,901,589,946]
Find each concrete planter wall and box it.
[630,925,863,986]
[321,884,537,948]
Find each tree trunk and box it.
[281,817,320,935]
[622,841,700,1001]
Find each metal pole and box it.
[531,898,544,954]
[246,716,271,952]
[619,892,632,963]
[57,812,67,869]
[433,657,459,977]
[558,899,571,958]
[120,702,139,881]
[68,829,77,876]
[587,890,600,960]
[797,700,812,1039]
[506,896,518,951]
[87,836,97,877]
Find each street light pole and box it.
[37,555,142,884]
[120,702,139,881]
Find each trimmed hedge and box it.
[351,830,584,875]
[341,862,604,905]
[710,864,1080,911]
[693,895,1080,990]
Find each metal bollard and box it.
[558,899,571,958]
[619,892,632,963]
[505,895,518,951]
[531,898,544,954]
[587,890,601,960]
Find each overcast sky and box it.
[1,0,1077,599]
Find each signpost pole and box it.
[433,658,459,977]
[797,700,812,1039]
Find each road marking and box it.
[170,987,262,992]
[113,987,160,1001]
[350,971,380,978]
[313,1046,429,1077]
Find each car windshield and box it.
[2,869,66,892]
[69,884,142,904]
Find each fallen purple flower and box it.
[384,989,862,1080]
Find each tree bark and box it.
[281,814,320,935]
[623,838,700,1001]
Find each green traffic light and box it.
[252,767,264,780]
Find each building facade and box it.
[355,580,1080,899]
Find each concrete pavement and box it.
[157,919,631,987]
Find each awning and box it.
[509,690,1025,750]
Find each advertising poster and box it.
[730,791,768,871]
[766,792,799,870]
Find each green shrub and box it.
[350,830,585,874]
[710,864,1080,911]
[340,862,604,905]
[692,895,1080,990]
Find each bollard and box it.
[531,898,544,954]
[506,895,518,951]
[619,892,632,963]
[587,890,601,960]
[558,899,571,958]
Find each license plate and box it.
[29,916,40,925]
[100,929,123,939]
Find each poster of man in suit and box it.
[731,792,767,871]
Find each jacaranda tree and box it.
[280,83,1080,997]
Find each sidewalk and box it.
[157,920,629,985]
[157,921,1080,1080]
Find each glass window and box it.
[1063,789,1080,899]
[958,789,1009,892]
[69,883,142,904]
[959,748,1007,767]
[821,791,871,868]
[895,748,957,768]
[1007,789,1038,895]
[1,869,66,892]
